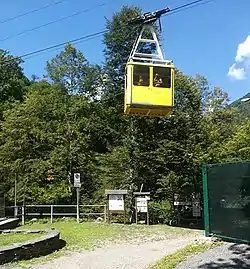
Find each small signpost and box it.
[192,193,201,217]
[74,173,81,223]
[134,192,150,225]
[105,190,128,224]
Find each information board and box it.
[108,194,124,211]
[136,197,148,213]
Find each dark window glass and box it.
[133,65,149,86]
[153,67,172,88]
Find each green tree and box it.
[0,49,29,117]
[102,5,142,109]
[0,81,96,204]
[46,43,103,100]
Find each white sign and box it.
[136,197,148,213]
[192,201,201,217]
[109,194,124,211]
[74,173,81,188]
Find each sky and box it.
[0,0,250,103]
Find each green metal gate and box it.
[202,162,250,244]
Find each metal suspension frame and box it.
[127,7,173,66]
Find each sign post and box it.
[134,192,150,225]
[105,190,128,224]
[74,173,81,223]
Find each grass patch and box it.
[18,219,203,251]
[0,232,45,247]
[149,241,221,269]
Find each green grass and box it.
[18,219,203,251]
[0,232,45,247]
[148,242,221,269]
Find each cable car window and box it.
[133,65,149,86]
[153,67,171,88]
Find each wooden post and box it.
[147,200,149,225]
[124,200,126,224]
[104,205,107,223]
[135,198,138,225]
[107,195,110,224]
[50,205,53,224]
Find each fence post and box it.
[14,206,18,218]
[50,205,53,224]
[104,205,107,222]
[21,206,25,225]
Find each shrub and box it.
[148,200,172,224]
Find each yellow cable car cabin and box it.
[124,61,174,117]
[124,8,175,117]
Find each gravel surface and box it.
[175,242,250,269]
[33,238,198,269]
[0,236,203,269]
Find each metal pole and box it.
[14,174,17,217]
[50,205,53,224]
[21,206,25,225]
[76,187,80,223]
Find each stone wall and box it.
[0,218,19,230]
[0,229,64,265]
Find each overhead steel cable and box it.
[0,3,106,42]
[163,0,215,16]
[1,30,108,65]
[0,0,219,66]
[0,0,69,24]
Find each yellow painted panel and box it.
[125,105,173,117]
[132,86,153,104]
[150,86,173,106]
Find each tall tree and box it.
[46,43,103,100]
[0,49,29,117]
[102,5,142,109]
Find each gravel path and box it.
[175,242,250,269]
[15,236,202,269]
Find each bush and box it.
[148,200,172,224]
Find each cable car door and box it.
[131,65,153,105]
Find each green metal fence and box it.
[202,162,250,244]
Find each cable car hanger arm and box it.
[127,7,173,65]
[127,7,171,25]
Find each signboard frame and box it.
[105,190,128,224]
[134,192,150,225]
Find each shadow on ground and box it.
[198,243,250,268]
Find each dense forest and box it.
[0,6,249,212]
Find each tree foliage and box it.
[0,49,29,118]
